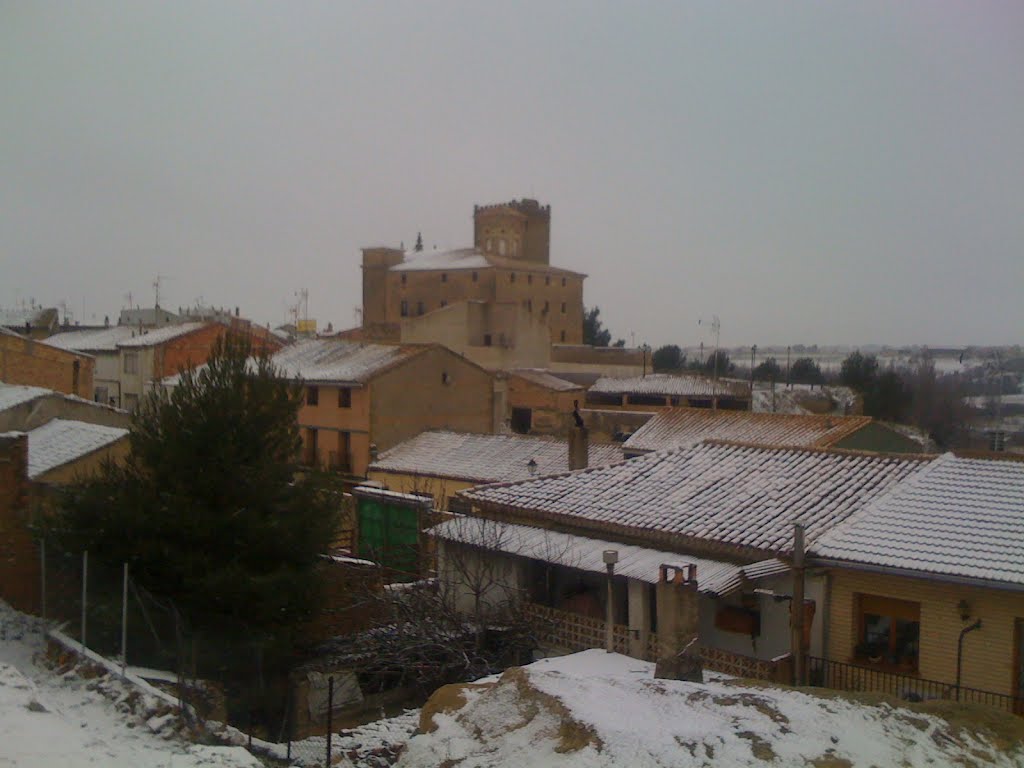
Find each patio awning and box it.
[430,517,790,596]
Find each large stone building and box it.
[359,200,586,368]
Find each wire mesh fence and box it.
[36,536,421,766]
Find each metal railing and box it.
[807,656,1023,715]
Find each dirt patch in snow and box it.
[418,681,495,734]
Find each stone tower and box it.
[473,199,551,265]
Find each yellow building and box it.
[360,200,586,366]
[812,453,1024,705]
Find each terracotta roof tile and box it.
[461,442,932,556]
[624,408,872,453]
[371,430,624,484]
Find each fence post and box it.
[326,675,334,768]
[81,550,88,650]
[40,539,46,623]
[121,563,129,677]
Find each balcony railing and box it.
[808,656,1023,715]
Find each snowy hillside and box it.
[399,650,1024,768]
[0,601,260,768]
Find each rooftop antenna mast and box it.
[711,316,721,412]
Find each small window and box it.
[561,277,567,287]
[527,274,532,285]
[338,388,351,408]
[306,386,319,406]
[511,240,518,255]
[856,594,920,670]
[416,301,424,315]
[526,299,532,312]
[560,330,566,342]
[486,238,492,251]
[440,300,447,308]
[441,273,447,283]
[483,334,492,347]
[123,352,138,375]
[543,300,549,312]
[400,300,409,317]
[561,302,567,314]
[545,276,551,286]
[472,271,478,282]
[510,272,516,283]
[499,239,507,255]
[401,274,407,285]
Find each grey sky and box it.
[2,1,1022,348]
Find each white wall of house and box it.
[438,540,527,618]
[698,572,825,661]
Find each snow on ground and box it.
[0,600,261,768]
[399,649,1024,768]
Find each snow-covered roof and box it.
[813,453,1024,587]
[390,248,492,272]
[27,419,128,479]
[389,247,584,276]
[460,442,933,556]
[370,431,624,484]
[45,326,136,352]
[589,374,749,399]
[270,339,422,384]
[509,369,583,392]
[623,408,872,454]
[431,516,787,594]
[116,322,208,348]
[0,306,56,328]
[0,383,53,412]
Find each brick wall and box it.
[0,333,94,397]
[0,434,38,612]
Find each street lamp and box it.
[603,549,619,653]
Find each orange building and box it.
[271,339,496,478]
[0,327,94,398]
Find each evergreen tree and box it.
[414,232,424,252]
[652,344,684,373]
[790,357,825,385]
[839,351,879,392]
[582,306,612,347]
[752,357,782,382]
[704,350,733,375]
[53,333,339,662]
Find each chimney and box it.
[568,425,589,471]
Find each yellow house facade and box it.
[822,567,1024,700]
[812,453,1024,706]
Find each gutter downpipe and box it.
[956,619,982,701]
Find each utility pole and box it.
[791,523,806,686]
[749,344,757,411]
[711,316,720,412]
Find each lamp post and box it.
[603,550,619,653]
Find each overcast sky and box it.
[2,2,1022,349]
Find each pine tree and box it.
[414,232,424,252]
[53,333,339,662]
